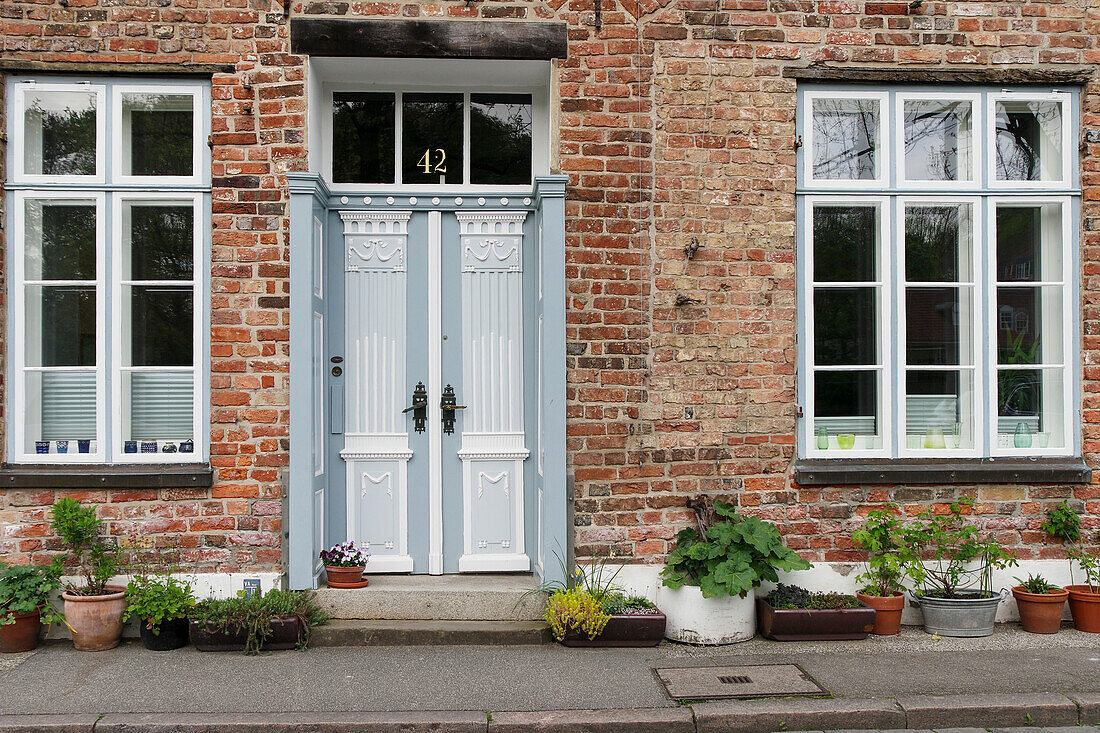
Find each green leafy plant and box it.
[0,560,68,629]
[1068,532,1100,593]
[900,497,1017,599]
[189,588,328,655]
[1013,573,1059,594]
[122,566,197,635]
[1041,501,1081,543]
[49,498,123,596]
[543,588,609,641]
[661,500,812,598]
[851,505,906,597]
[600,592,658,615]
[765,584,862,610]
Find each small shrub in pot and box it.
[123,563,197,651]
[189,589,328,654]
[50,498,127,651]
[900,498,1017,638]
[1011,573,1068,635]
[0,560,67,653]
[1042,501,1100,633]
[851,505,907,635]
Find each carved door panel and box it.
[339,207,533,574]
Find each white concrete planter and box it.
[657,584,755,645]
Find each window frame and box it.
[11,81,107,185]
[802,89,889,190]
[797,84,1081,461]
[6,76,211,465]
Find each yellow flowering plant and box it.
[543,588,610,641]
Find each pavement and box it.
[0,626,1098,731]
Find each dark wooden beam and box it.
[0,58,236,76]
[784,65,1093,85]
[794,459,1091,486]
[291,18,568,60]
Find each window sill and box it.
[0,464,213,489]
[793,458,1091,486]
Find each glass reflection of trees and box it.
[904,103,968,181]
[996,102,1059,181]
[471,95,532,185]
[130,206,194,367]
[332,93,395,184]
[26,96,96,176]
[813,101,877,180]
[126,94,193,176]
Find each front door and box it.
[328,204,535,574]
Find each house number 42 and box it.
[417,148,447,174]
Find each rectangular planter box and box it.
[189,617,300,652]
[756,598,875,641]
[560,612,666,647]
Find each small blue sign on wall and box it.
[243,578,261,599]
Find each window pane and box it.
[903,100,972,181]
[905,204,972,283]
[995,100,1062,181]
[333,92,395,184]
[997,285,1063,366]
[22,89,97,176]
[812,98,878,180]
[813,371,878,448]
[24,371,97,452]
[125,203,194,281]
[812,205,876,282]
[997,368,1064,450]
[906,287,970,366]
[122,93,194,176]
[905,370,974,450]
[471,94,532,185]
[996,205,1063,283]
[814,288,876,366]
[24,200,96,281]
[25,286,96,367]
[129,286,194,367]
[125,371,194,443]
[402,93,463,185]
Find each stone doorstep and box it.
[0,694,1091,732]
[309,619,552,646]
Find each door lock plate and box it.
[403,381,429,433]
[440,384,466,435]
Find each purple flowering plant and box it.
[319,541,369,568]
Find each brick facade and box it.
[1,0,1098,574]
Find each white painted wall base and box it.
[601,561,1088,626]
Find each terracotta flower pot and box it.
[1012,586,1068,634]
[324,565,368,589]
[856,592,905,636]
[0,609,42,653]
[62,586,127,651]
[1066,585,1100,633]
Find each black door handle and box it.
[403,381,428,433]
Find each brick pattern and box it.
[1,0,1098,573]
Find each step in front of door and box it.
[310,620,552,646]
[314,575,547,621]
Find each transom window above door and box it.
[797,85,1079,460]
[331,91,533,186]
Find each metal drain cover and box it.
[655,663,828,701]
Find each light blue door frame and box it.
[287,175,568,588]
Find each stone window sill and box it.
[793,459,1091,486]
[0,464,214,490]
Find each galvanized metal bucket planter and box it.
[911,589,1007,637]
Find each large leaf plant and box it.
[660,500,811,598]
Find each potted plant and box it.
[852,505,907,635]
[319,541,369,589]
[901,497,1017,638]
[1011,573,1068,634]
[1042,501,1100,633]
[557,592,665,647]
[544,587,610,644]
[49,498,127,651]
[122,565,197,651]
[0,560,68,653]
[189,588,328,654]
[658,499,811,644]
[756,584,876,641]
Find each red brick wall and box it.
[1,0,1098,573]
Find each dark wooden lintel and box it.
[291,18,568,60]
[0,58,236,76]
[784,66,1093,85]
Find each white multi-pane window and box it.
[798,85,1078,459]
[7,77,210,463]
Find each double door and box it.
[326,206,535,574]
